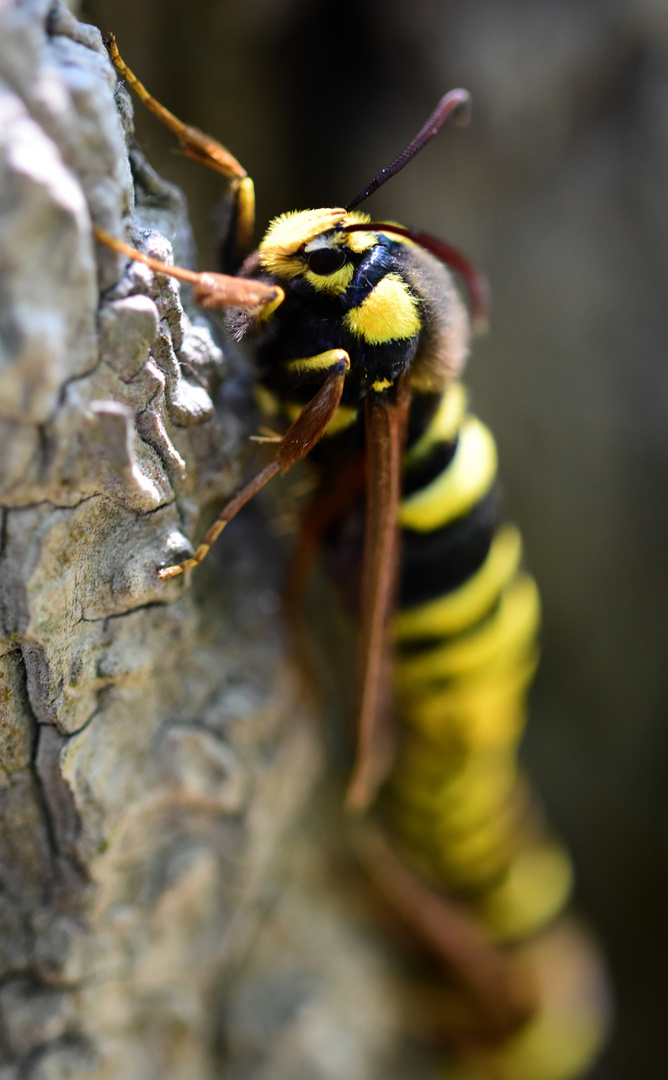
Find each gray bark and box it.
[0,5,402,1079]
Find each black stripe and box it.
[341,240,396,311]
[399,488,502,609]
[403,437,459,497]
[405,392,442,447]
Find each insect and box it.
[96,37,609,1080]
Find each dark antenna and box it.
[345,89,471,212]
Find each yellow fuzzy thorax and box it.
[258,208,377,288]
[343,274,421,343]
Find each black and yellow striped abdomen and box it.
[386,380,606,1080]
[391,380,571,931]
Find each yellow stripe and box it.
[394,574,540,690]
[388,738,462,795]
[343,273,421,344]
[474,839,573,941]
[395,759,524,843]
[438,845,516,892]
[404,381,467,465]
[391,748,517,819]
[399,651,538,750]
[394,524,522,641]
[432,799,522,881]
[399,416,497,532]
[284,348,350,374]
[254,285,285,323]
[386,800,518,892]
[389,805,516,892]
[429,775,522,848]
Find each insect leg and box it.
[353,824,536,1043]
[104,34,255,261]
[159,350,351,579]
[93,227,283,317]
[283,455,366,613]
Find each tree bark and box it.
[0,5,402,1078]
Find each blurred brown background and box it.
[80,1,668,1076]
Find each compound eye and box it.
[306,246,346,276]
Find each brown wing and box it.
[345,375,411,813]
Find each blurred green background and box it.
[80,2,668,1076]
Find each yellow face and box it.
[257,208,377,295]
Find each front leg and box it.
[159,350,352,579]
[93,227,283,317]
[93,225,350,577]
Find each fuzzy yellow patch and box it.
[346,229,376,253]
[303,262,354,295]
[258,208,373,283]
[343,273,421,344]
[259,208,345,279]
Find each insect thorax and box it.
[229,208,471,431]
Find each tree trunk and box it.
[0,5,401,1078]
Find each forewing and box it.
[346,375,411,812]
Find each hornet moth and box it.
[95,35,609,1080]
